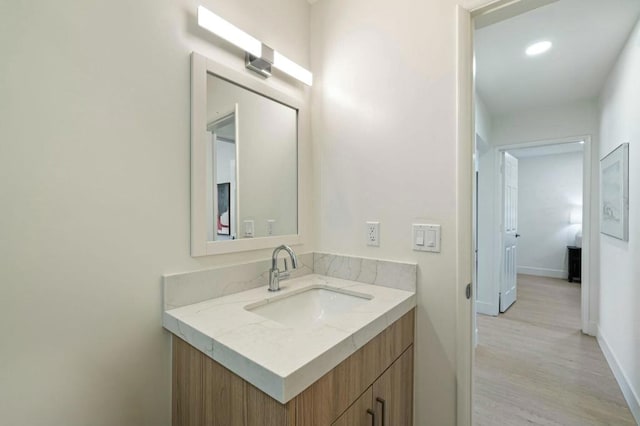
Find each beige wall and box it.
[0,0,311,425]
[0,0,503,424]
[310,1,469,424]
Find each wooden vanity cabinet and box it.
[172,309,414,426]
[372,347,414,426]
[330,348,414,426]
[331,388,374,426]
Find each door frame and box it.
[455,2,587,426]
[493,137,593,334]
[455,6,474,426]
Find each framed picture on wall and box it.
[217,182,231,236]
[600,143,629,241]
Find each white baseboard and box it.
[584,320,597,337]
[517,266,567,279]
[597,327,640,424]
[476,300,498,316]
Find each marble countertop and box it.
[163,273,416,403]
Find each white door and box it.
[500,152,518,312]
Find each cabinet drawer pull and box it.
[376,397,386,426]
[366,408,375,426]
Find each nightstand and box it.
[567,246,581,283]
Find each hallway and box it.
[474,274,635,425]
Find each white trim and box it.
[191,52,305,256]
[473,0,559,29]
[462,2,533,425]
[233,104,241,238]
[517,266,566,279]
[492,151,503,314]
[476,300,498,316]
[496,137,588,151]
[597,327,640,423]
[581,136,593,335]
[192,52,208,256]
[456,6,474,426]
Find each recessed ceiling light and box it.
[526,41,552,56]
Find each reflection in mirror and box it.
[206,73,298,242]
[207,110,237,241]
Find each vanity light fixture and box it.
[525,40,552,56]
[197,6,313,86]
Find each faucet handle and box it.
[279,259,291,279]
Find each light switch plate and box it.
[412,224,441,252]
[244,220,255,238]
[267,219,275,236]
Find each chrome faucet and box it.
[268,245,299,292]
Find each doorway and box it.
[463,0,640,424]
[475,137,591,328]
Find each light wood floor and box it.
[474,274,636,426]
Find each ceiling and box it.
[508,141,583,159]
[475,0,640,116]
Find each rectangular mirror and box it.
[191,52,302,256]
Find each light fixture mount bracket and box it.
[196,6,312,85]
[245,44,274,78]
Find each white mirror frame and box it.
[191,52,303,256]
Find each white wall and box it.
[516,151,583,278]
[310,1,470,424]
[206,129,237,241]
[475,94,492,145]
[0,0,312,425]
[598,17,640,421]
[475,95,498,315]
[476,99,599,318]
[492,100,600,147]
[215,139,236,240]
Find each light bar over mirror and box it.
[197,6,313,86]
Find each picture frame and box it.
[217,182,231,236]
[600,143,629,241]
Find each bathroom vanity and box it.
[171,309,413,426]
[174,50,417,425]
[164,271,416,426]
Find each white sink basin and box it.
[246,286,372,328]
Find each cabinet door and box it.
[296,310,414,426]
[372,347,413,426]
[331,387,374,426]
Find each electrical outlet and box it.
[267,219,275,236]
[366,221,380,246]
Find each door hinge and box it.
[465,283,472,300]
